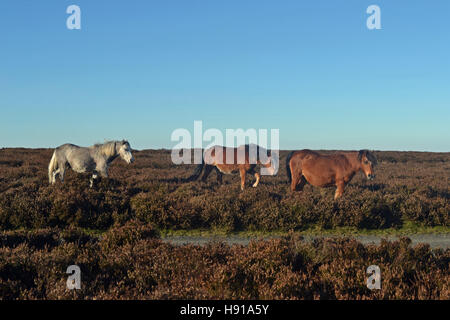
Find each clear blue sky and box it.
[1,0,449,151]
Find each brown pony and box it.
[187,144,277,190]
[286,149,377,199]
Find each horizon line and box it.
[1,146,449,154]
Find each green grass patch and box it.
[159,220,450,238]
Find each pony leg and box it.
[90,167,107,188]
[296,176,307,191]
[239,168,246,190]
[252,172,260,188]
[290,162,303,192]
[291,175,299,191]
[334,182,345,200]
[90,172,99,188]
[290,171,304,192]
[214,168,223,184]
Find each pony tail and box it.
[286,151,294,183]
[186,152,204,182]
[48,151,58,184]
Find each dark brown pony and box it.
[187,144,277,190]
[286,149,377,199]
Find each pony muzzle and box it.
[261,159,278,176]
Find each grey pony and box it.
[48,140,135,187]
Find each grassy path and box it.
[162,233,450,249]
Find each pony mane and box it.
[241,144,271,164]
[357,149,377,165]
[93,141,119,158]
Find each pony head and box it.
[260,149,279,176]
[118,140,135,164]
[358,150,377,180]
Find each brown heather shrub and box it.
[0,175,134,230]
[0,148,448,299]
[400,194,449,226]
[0,232,448,300]
[99,220,159,252]
[0,148,448,231]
